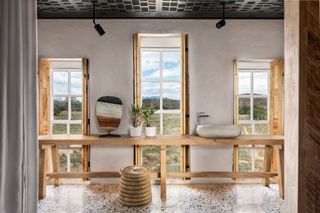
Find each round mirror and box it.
[96,96,123,137]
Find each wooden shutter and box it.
[181,34,190,173]
[233,60,239,175]
[133,33,141,106]
[38,58,51,135]
[133,33,142,166]
[269,60,284,135]
[82,58,90,135]
[269,59,284,173]
[181,34,189,135]
[82,58,90,176]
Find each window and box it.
[235,60,270,174]
[141,50,181,135]
[134,34,189,173]
[51,69,83,135]
[237,70,269,135]
[38,58,89,178]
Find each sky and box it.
[141,51,181,81]
[53,71,82,95]
[238,72,268,96]
[141,51,181,100]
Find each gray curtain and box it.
[0,0,37,213]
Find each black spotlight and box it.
[94,23,105,36]
[92,1,105,36]
[216,2,226,29]
[216,19,226,29]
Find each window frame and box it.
[38,58,90,181]
[50,68,83,135]
[133,33,189,173]
[234,60,271,176]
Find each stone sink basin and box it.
[196,124,241,138]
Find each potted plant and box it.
[129,104,142,137]
[142,105,157,137]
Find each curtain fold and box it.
[0,0,37,213]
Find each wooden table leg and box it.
[39,146,48,200]
[262,145,273,186]
[275,146,284,199]
[82,145,89,181]
[51,145,61,186]
[160,144,167,200]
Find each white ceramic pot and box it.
[145,126,156,137]
[129,126,142,137]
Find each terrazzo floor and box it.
[38,184,284,213]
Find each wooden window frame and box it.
[133,33,189,172]
[233,59,284,177]
[38,58,90,180]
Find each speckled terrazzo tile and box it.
[38,184,284,213]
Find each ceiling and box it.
[37,0,284,19]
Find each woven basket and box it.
[119,166,152,207]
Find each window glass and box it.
[163,113,181,135]
[71,72,82,95]
[163,82,180,110]
[254,149,265,172]
[254,124,268,135]
[240,124,252,135]
[52,124,67,135]
[238,98,250,121]
[70,124,82,134]
[238,72,251,95]
[53,97,68,120]
[70,148,82,172]
[141,82,160,110]
[238,148,252,172]
[253,98,268,120]
[142,145,160,172]
[253,72,268,96]
[167,145,181,172]
[71,97,82,120]
[53,72,68,94]
[162,51,181,81]
[141,52,160,80]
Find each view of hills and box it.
[142,96,180,110]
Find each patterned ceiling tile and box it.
[37,0,284,19]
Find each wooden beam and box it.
[46,171,277,179]
[39,135,284,146]
[262,145,273,186]
[39,148,48,200]
[51,145,61,186]
[47,172,121,179]
[275,146,284,199]
[166,172,278,179]
[160,145,167,200]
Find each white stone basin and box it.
[196,124,241,138]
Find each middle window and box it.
[141,50,181,135]
[134,34,188,173]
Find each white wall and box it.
[38,19,284,183]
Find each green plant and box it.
[141,105,156,127]
[130,104,142,127]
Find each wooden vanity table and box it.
[38,135,284,200]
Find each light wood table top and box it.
[39,135,284,146]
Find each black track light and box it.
[216,2,226,29]
[92,1,105,36]
[94,23,105,36]
[216,19,226,29]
